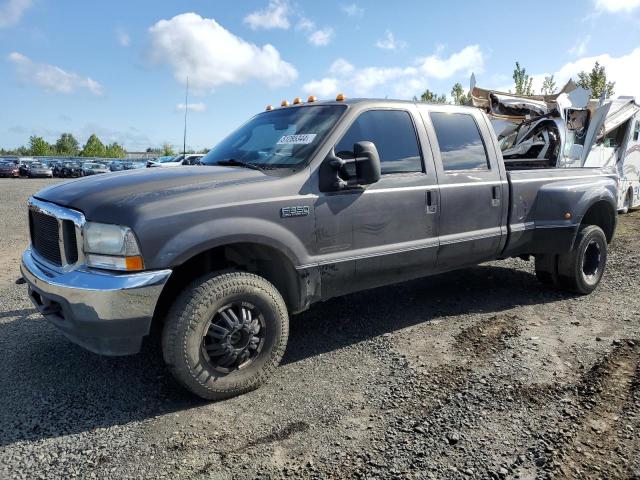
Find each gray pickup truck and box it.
[21,98,617,399]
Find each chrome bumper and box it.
[21,247,172,355]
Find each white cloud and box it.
[375,31,406,51]
[116,27,130,47]
[244,0,290,30]
[0,0,31,28]
[176,102,206,112]
[302,78,340,98]
[303,45,485,99]
[417,45,484,79]
[147,13,297,91]
[329,58,354,76]
[551,48,640,98]
[340,3,364,17]
[308,27,333,46]
[490,47,640,99]
[8,52,104,95]
[569,35,590,56]
[594,0,640,12]
[295,16,314,31]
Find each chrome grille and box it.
[28,198,85,269]
[30,210,62,266]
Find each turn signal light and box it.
[293,97,302,105]
[266,105,273,111]
[307,95,317,102]
[564,212,572,220]
[336,93,346,101]
[281,100,290,107]
[125,255,144,271]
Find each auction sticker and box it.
[277,134,317,145]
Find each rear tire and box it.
[162,271,289,400]
[556,225,607,295]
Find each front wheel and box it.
[162,271,289,400]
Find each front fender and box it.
[152,216,311,269]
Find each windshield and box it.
[201,105,346,169]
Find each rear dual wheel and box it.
[162,272,289,400]
[535,225,607,295]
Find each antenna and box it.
[183,76,189,157]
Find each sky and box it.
[1,0,640,151]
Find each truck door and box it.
[419,107,507,268]
[314,106,439,297]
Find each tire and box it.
[535,254,559,287]
[556,225,607,295]
[162,271,289,400]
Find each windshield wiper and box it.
[216,158,265,171]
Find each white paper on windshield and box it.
[277,134,317,145]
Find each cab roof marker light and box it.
[307,95,317,103]
[292,97,302,105]
[281,100,290,107]
[336,93,346,101]
[266,105,273,111]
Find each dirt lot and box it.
[0,178,638,479]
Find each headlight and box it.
[83,222,144,271]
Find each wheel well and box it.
[153,243,301,323]
[581,201,615,243]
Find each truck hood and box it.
[34,166,271,219]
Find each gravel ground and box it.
[0,178,638,480]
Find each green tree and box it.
[540,75,557,95]
[29,136,51,156]
[105,142,126,158]
[81,134,106,157]
[162,143,175,156]
[513,62,534,95]
[54,133,80,156]
[419,89,448,104]
[576,61,615,99]
[450,82,471,105]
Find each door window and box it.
[335,110,422,174]
[430,112,490,171]
[633,120,640,141]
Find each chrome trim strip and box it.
[509,174,611,184]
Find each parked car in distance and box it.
[146,153,205,167]
[18,157,35,177]
[21,98,618,401]
[60,162,83,178]
[82,162,110,176]
[109,161,123,172]
[0,160,20,178]
[27,162,53,178]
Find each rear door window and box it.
[430,112,490,171]
[335,110,423,174]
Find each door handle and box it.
[491,185,501,207]
[426,189,438,214]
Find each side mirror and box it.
[319,141,381,191]
[354,141,381,185]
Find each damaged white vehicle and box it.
[469,76,640,212]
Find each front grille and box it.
[62,220,78,264]
[30,210,62,266]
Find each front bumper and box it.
[21,248,171,355]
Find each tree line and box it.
[417,61,616,104]
[0,133,127,158]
